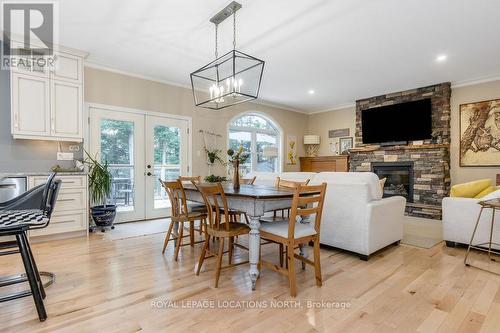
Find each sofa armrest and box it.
[366,196,406,254]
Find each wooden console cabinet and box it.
[299,156,349,172]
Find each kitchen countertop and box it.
[0,171,87,180]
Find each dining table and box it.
[182,183,302,290]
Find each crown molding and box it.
[451,74,500,88]
[307,102,357,115]
[250,99,309,114]
[84,61,192,90]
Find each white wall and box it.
[84,67,309,177]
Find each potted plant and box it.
[83,151,116,232]
[204,175,228,183]
[227,146,249,190]
[204,147,225,165]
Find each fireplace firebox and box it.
[372,162,414,202]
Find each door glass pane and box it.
[256,133,278,172]
[229,130,251,175]
[100,119,135,212]
[153,125,180,209]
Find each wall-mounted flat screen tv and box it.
[361,98,432,145]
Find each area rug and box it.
[402,216,443,249]
[100,219,170,241]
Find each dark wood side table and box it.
[464,198,500,272]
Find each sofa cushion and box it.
[450,179,492,198]
[475,186,500,198]
[481,189,500,201]
[311,172,383,200]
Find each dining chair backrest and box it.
[288,183,327,239]
[160,179,189,219]
[275,177,310,189]
[240,176,256,185]
[195,183,231,231]
[179,176,202,185]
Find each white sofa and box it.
[246,171,406,259]
[443,190,500,249]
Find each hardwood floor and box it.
[1,220,500,333]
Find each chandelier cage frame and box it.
[190,1,265,110]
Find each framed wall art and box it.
[460,99,500,167]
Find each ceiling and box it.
[57,0,500,113]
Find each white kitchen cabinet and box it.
[10,43,87,142]
[51,80,83,138]
[11,72,51,137]
[28,174,88,238]
[52,51,83,83]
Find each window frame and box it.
[227,112,282,174]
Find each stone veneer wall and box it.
[355,83,451,146]
[350,83,452,220]
[349,146,450,219]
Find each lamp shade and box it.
[303,135,320,145]
[263,146,278,158]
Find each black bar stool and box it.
[0,173,61,322]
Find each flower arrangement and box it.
[227,146,249,164]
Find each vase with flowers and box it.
[227,146,249,190]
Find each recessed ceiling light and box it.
[308,89,315,95]
[436,54,447,62]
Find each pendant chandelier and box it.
[190,1,265,110]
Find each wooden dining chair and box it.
[160,179,207,261]
[260,177,311,223]
[195,183,250,288]
[178,176,206,211]
[228,176,257,225]
[259,183,327,297]
[240,176,256,185]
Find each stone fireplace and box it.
[372,162,414,202]
[349,83,451,220]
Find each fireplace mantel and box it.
[349,143,449,153]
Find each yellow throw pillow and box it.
[379,177,387,191]
[475,186,500,198]
[450,179,492,198]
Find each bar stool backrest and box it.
[40,173,57,213]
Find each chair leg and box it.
[279,244,284,268]
[196,237,209,276]
[215,237,225,288]
[287,243,297,297]
[228,236,234,265]
[162,221,175,254]
[16,233,47,322]
[189,221,195,246]
[313,238,322,287]
[174,224,184,261]
[244,213,249,224]
[25,236,46,299]
[285,246,289,269]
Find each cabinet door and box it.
[11,73,50,136]
[51,80,83,139]
[9,40,51,78]
[52,52,82,83]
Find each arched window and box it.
[228,113,281,174]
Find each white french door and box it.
[89,106,190,223]
[145,116,188,219]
